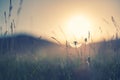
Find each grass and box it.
[0,54,82,80]
[91,52,120,80]
[0,0,120,80]
[0,47,120,80]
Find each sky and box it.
[0,0,120,44]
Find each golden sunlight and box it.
[65,15,92,43]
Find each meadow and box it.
[0,35,120,80]
[0,0,120,80]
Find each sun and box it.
[65,15,92,43]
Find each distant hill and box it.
[84,38,120,57]
[0,34,120,58]
[0,34,57,54]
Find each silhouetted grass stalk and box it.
[111,16,120,59]
[51,37,61,45]
[9,0,13,18]
[58,26,71,66]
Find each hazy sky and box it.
[0,0,120,44]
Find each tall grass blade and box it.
[51,37,61,45]
[9,0,13,18]
[17,0,23,16]
[102,18,109,24]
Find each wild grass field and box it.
[0,0,120,80]
[0,35,120,80]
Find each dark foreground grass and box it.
[0,54,84,80]
[91,52,120,80]
[0,52,120,80]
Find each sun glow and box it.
[65,15,92,43]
